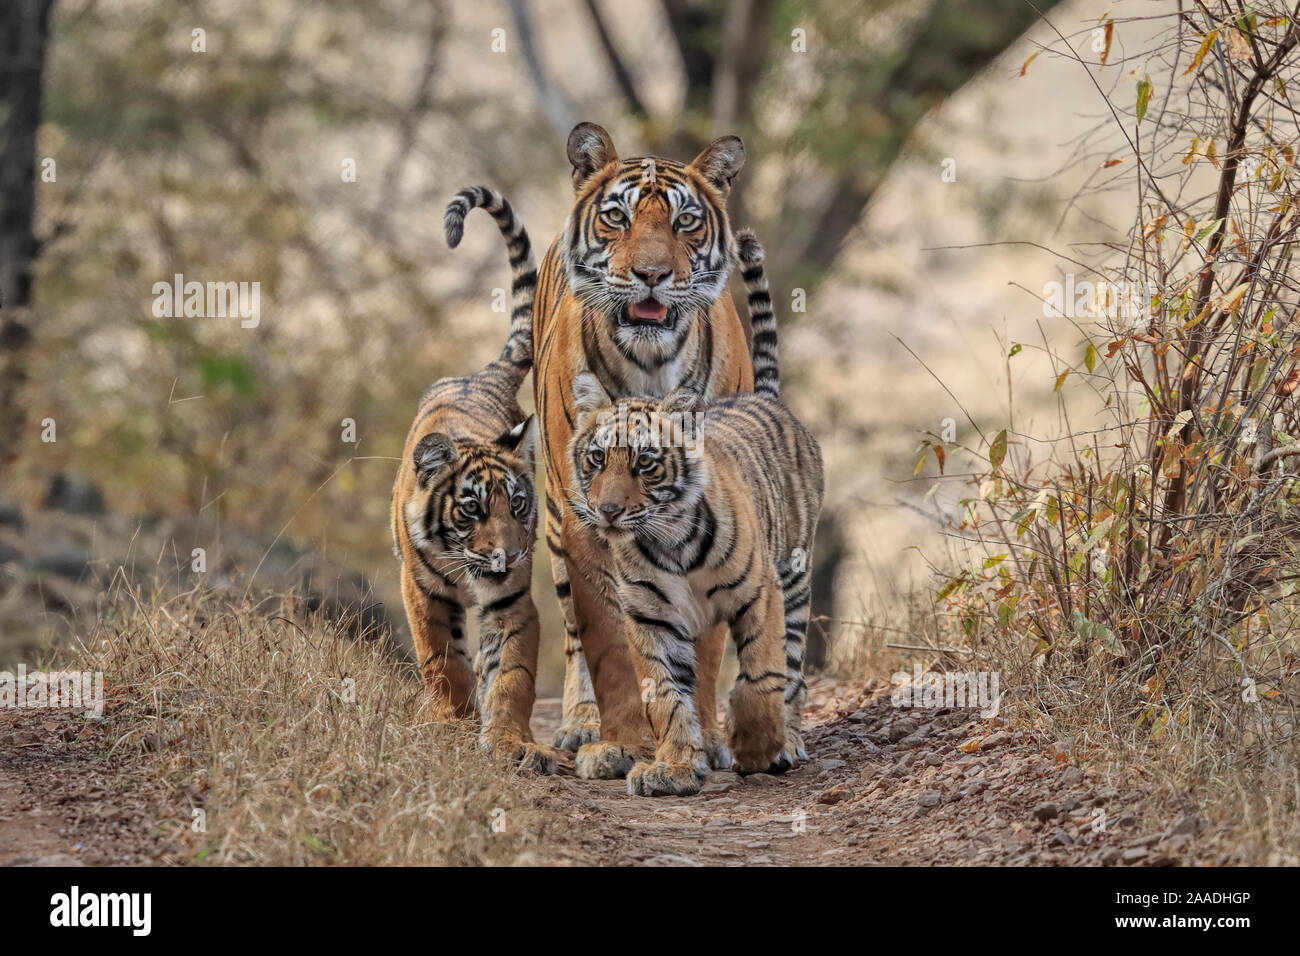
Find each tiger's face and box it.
[563,122,745,361]
[567,372,706,538]
[405,418,538,583]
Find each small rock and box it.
[1050,828,1074,847]
[1060,766,1085,786]
[1033,802,1059,823]
[43,473,106,515]
[1122,846,1149,863]
[980,731,1012,751]
[918,790,942,808]
[742,772,778,787]
[814,758,847,774]
[923,752,943,766]
[745,841,770,849]
[751,854,772,864]
[817,784,851,805]
[1173,813,1200,835]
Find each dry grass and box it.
[70,587,562,865]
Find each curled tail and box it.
[736,228,778,398]
[444,185,537,373]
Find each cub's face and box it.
[563,123,745,356]
[567,373,705,538]
[406,418,537,582]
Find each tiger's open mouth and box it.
[621,298,672,327]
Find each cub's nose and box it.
[633,267,670,288]
[598,503,625,524]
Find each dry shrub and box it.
[72,586,559,865]
[922,3,1300,863]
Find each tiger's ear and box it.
[567,122,618,191]
[661,387,703,417]
[496,415,538,464]
[413,433,457,487]
[572,371,612,416]
[689,135,745,197]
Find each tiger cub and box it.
[566,230,823,796]
[391,185,555,773]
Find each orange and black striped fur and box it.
[534,123,757,778]
[391,186,555,773]
[566,231,822,796]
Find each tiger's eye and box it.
[601,209,627,228]
[674,213,700,231]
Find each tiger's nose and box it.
[599,503,624,523]
[633,267,670,288]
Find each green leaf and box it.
[1136,75,1153,121]
[989,429,1007,469]
[935,575,967,602]
[1008,343,1022,358]
[1084,342,1098,372]
[1194,218,1223,243]
[1054,368,1071,391]
[197,353,257,398]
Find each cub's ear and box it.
[689,135,745,197]
[572,371,612,415]
[567,122,618,191]
[661,387,704,417]
[497,415,538,464]
[413,433,457,487]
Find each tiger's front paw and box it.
[626,760,705,797]
[481,729,559,775]
[702,729,733,771]
[574,741,638,779]
[552,715,600,752]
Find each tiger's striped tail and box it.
[736,228,778,399]
[444,185,537,373]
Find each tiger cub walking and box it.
[567,231,823,796]
[391,186,555,773]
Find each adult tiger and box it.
[533,122,754,778]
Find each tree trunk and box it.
[1,0,54,476]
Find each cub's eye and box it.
[586,448,606,469]
[600,209,628,228]
[511,491,528,515]
[636,452,660,471]
[459,498,480,518]
[674,213,700,231]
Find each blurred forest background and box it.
[4,0,1135,689]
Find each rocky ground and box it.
[0,674,1236,867]
[523,677,1230,867]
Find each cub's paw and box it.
[481,731,560,775]
[626,760,705,797]
[552,719,600,752]
[574,741,638,780]
[702,729,733,771]
[728,726,785,775]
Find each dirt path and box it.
[1,675,1231,867]
[525,677,1227,866]
[0,708,174,866]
